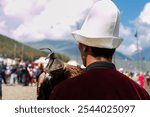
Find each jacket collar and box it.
[85,61,116,71]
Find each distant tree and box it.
[55,53,70,62]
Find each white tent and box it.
[34,57,49,68]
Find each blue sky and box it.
[114,0,149,26]
[0,0,150,55]
[113,0,150,55]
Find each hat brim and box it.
[72,30,123,49]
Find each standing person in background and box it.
[145,71,150,86]
[22,63,29,86]
[0,65,3,100]
[27,64,34,86]
[0,61,5,99]
[49,0,150,100]
[138,72,145,88]
[9,65,18,85]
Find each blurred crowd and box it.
[1,58,150,89]
[0,59,44,86]
[118,68,150,88]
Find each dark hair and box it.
[91,47,115,59]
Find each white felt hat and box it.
[72,0,123,49]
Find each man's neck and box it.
[86,55,112,66]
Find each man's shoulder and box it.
[56,72,86,88]
[49,73,85,99]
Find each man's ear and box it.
[83,46,88,53]
[78,43,90,56]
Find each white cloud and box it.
[0,0,93,42]
[118,2,150,55]
[136,2,150,48]
[136,26,150,50]
[1,0,149,57]
[139,2,150,24]
[0,20,5,29]
[118,23,147,55]
[0,20,8,35]
[118,44,137,56]
[120,24,132,38]
[118,24,137,55]
[1,0,49,21]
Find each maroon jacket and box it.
[49,62,150,100]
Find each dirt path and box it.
[2,84,37,100]
[1,81,150,100]
[145,82,150,95]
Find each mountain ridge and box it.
[131,47,150,61]
[26,39,132,61]
[0,34,47,60]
